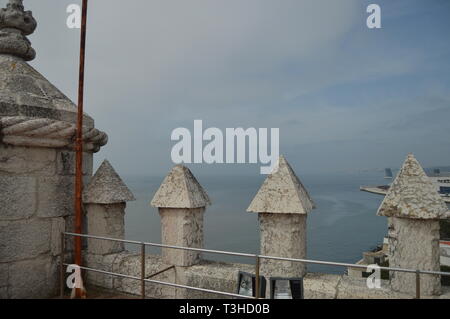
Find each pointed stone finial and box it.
[0,0,37,60]
[377,153,449,219]
[247,155,315,214]
[83,160,135,204]
[151,165,210,209]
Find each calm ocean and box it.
[123,171,388,274]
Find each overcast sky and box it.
[6,0,450,176]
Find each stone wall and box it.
[84,250,450,299]
[259,213,306,277]
[159,208,204,266]
[0,144,92,298]
[81,155,450,300]
[388,217,441,295]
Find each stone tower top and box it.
[83,160,136,204]
[377,153,449,220]
[151,165,211,209]
[247,155,315,214]
[0,0,37,61]
[0,0,107,153]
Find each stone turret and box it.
[247,156,315,282]
[83,160,135,255]
[151,165,210,267]
[377,154,449,296]
[0,0,37,61]
[0,0,107,298]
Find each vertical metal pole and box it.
[74,0,88,299]
[255,256,260,299]
[59,232,65,298]
[141,243,146,299]
[415,270,421,299]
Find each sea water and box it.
[123,171,387,274]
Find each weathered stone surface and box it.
[0,1,36,34]
[86,251,176,298]
[0,144,56,175]
[82,253,450,299]
[151,165,210,209]
[84,252,129,290]
[179,260,254,299]
[117,253,176,298]
[0,175,36,220]
[0,218,50,262]
[63,214,89,253]
[377,154,449,219]
[36,176,73,218]
[259,213,307,297]
[376,154,444,296]
[247,155,315,214]
[142,265,176,299]
[63,215,75,253]
[438,288,450,299]
[0,55,95,126]
[36,176,88,218]
[336,276,410,299]
[0,116,107,152]
[159,208,204,267]
[8,256,58,298]
[83,160,134,204]
[0,0,37,61]
[86,203,126,255]
[0,262,8,287]
[50,217,65,256]
[388,217,441,295]
[3,74,43,96]
[303,273,341,299]
[56,150,92,176]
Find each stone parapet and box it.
[84,252,177,299]
[84,252,450,299]
[247,155,314,296]
[259,213,307,278]
[151,165,210,267]
[377,154,448,296]
[83,160,135,255]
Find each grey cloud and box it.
[3,0,449,175]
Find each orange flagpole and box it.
[74,0,88,298]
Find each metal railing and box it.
[60,232,450,299]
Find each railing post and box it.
[59,232,65,299]
[141,243,146,299]
[255,255,260,299]
[415,270,421,299]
